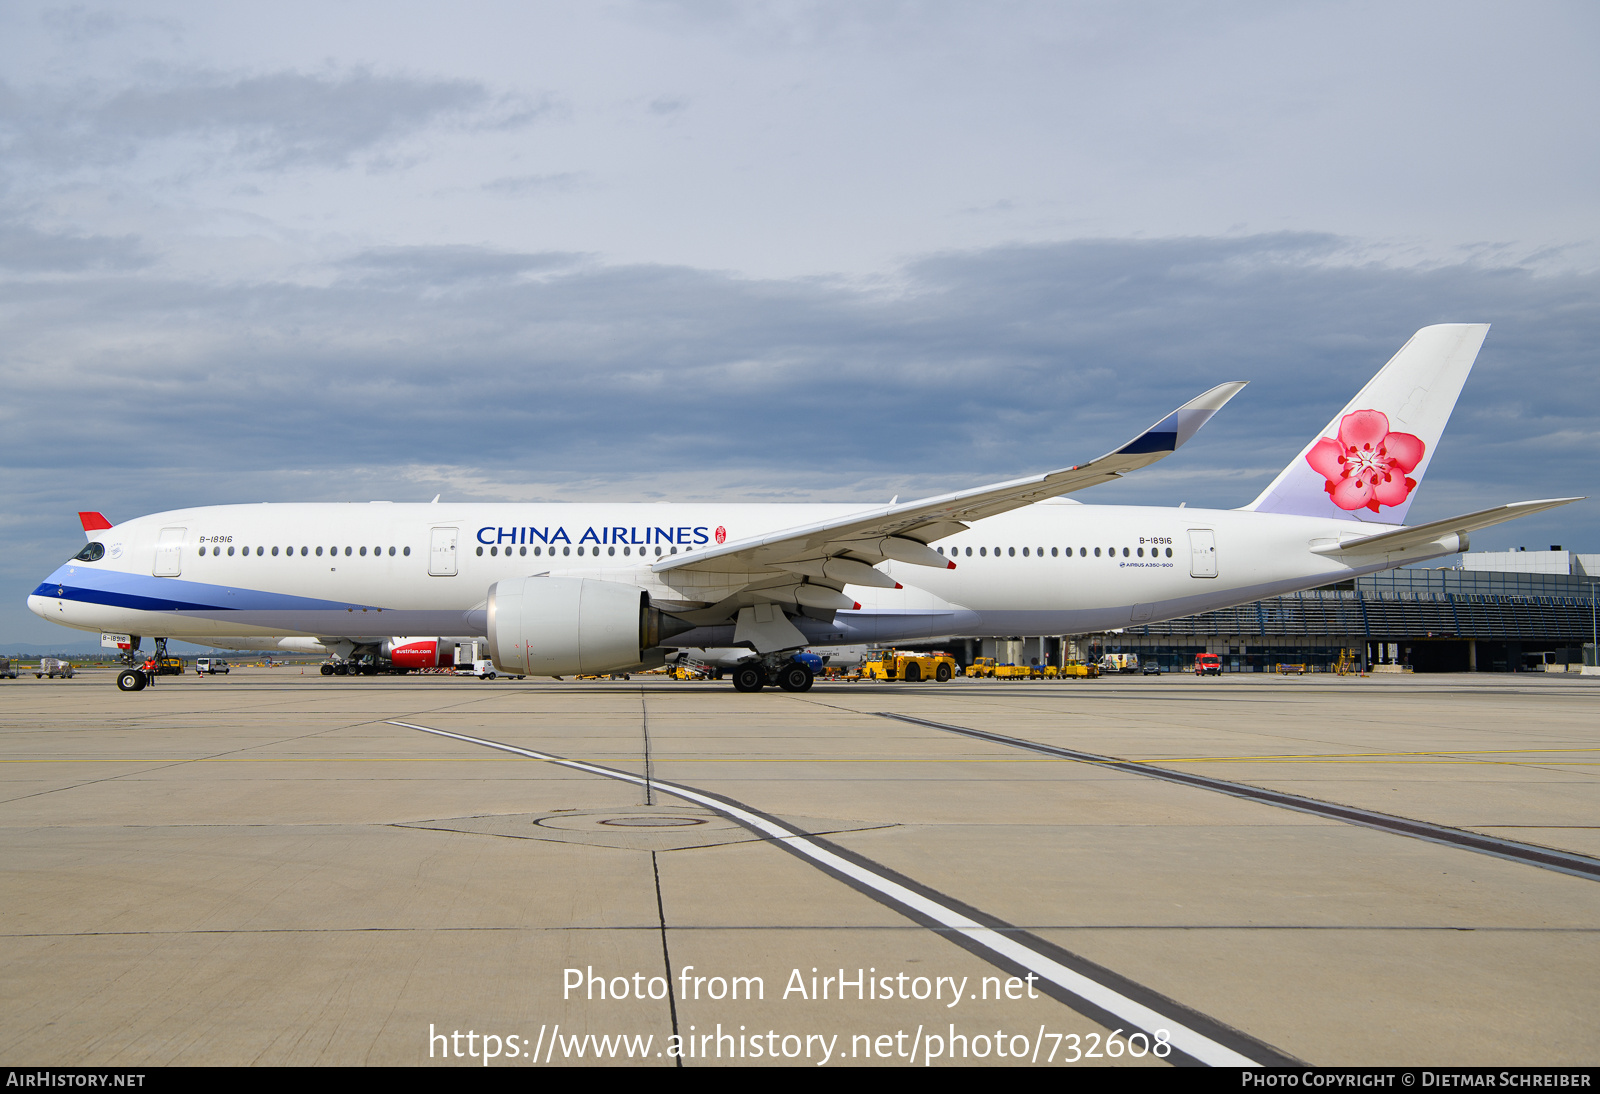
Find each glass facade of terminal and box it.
[932,568,1599,674]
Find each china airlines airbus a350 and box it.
[31,324,1579,693]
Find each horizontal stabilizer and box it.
[1312,498,1584,556]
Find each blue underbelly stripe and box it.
[33,582,239,613]
[32,574,377,614]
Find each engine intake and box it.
[486,577,689,677]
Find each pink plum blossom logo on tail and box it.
[1305,410,1425,513]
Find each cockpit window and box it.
[73,542,105,562]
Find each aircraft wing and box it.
[652,382,1247,587]
[1313,497,1585,555]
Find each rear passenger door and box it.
[1188,529,1217,578]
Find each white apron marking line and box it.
[390,719,1267,1068]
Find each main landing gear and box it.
[731,657,814,693]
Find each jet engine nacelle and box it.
[486,577,687,677]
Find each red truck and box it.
[1194,653,1222,676]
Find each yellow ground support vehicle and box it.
[1058,661,1100,679]
[862,650,958,682]
[993,663,1034,680]
[965,657,998,678]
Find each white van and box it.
[195,657,230,675]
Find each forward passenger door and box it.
[429,527,459,576]
[153,527,186,577]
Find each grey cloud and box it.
[0,222,147,271]
[481,172,590,197]
[0,69,555,171]
[336,245,589,287]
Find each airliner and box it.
[29,324,1578,693]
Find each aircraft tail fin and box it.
[78,512,113,540]
[1243,324,1490,525]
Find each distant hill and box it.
[2,639,253,657]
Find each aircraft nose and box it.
[27,593,54,620]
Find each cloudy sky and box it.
[2,1,1597,647]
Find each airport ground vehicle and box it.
[1142,661,1162,675]
[30,326,1580,696]
[863,649,957,682]
[1195,653,1222,676]
[965,657,997,678]
[157,657,185,675]
[1101,652,1140,674]
[195,657,229,674]
[0,657,15,680]
[36,658,75,679]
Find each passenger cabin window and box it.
[73,542,105,562]
[403,546,410,556]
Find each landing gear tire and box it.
[776,662,814,692]
[732,665,765,692]
[320,663,335,676]
[116,669,147,692]
[333,664,348,676]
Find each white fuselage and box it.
[30,499,1436,648]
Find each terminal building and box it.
[950,548,1600,674]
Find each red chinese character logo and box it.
[715,526,727,544]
